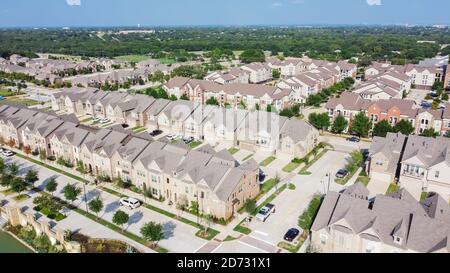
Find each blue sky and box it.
[0,0,449,27]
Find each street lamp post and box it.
[83,183,89,213]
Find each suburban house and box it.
[311,183,450,253]
[204,68,250,85]
[278,118,320,159]
[156,100,200,135]
[399,135,450,200]
[367,132,407,183]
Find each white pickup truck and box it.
[255,203,275,222]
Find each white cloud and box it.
[271,2,282,7]
[366,0,381,6]
[66,0,81,6]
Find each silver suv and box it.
[119,197,141,209]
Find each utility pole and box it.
[83,183,89,213]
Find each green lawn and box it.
[158,58,177,65]
[223,236,237,242]
[386,183,400,195]
[288,183,296,190]
[1,97,41,106]
[282,162,300,173]
[298,149,329,175]
[260,156,276,167]
[420,192,428,201]
[242,153,254,162]
[80,117,92,123]
[115,55,151,63]
[233,220,252,235]
[132,127,147,133]
[260,178,279,194]
[228,147,239,155]
[0,89,16,97]
[277,237,306,253]
[13,194,30,202]
[356,175,370,186]
[189,141,202,149]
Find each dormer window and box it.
[393,236,403,245]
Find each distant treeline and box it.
[0,26,449,65]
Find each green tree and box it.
[39,149,47,161]
[206,97,219,106]
[266,104,272,112]
[8,163,19,176]
[239,49,265,63]
[62,184,81,205]
[24,170,39,187]
[112,210,129,231]
[442,92,449,101]
[298,194,322,234]
[308,113,331,131]
[420,128,439,138]
[279,108,294,118]
[88,197,104,219]
[244,199,256,214]
[331,114,348,134]
[350,112,371,138]
[272,69,281,79]
[45,178,58,196]
[393,119,415,135]
[0,158,5,175]
[140,221,164,247]
[372,120,393,137]
[10,177,27,193]
[190,201,199,215]
[180,94,189,100]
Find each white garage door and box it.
[371,172,392,183]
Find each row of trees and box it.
[306,78,356,107]
[309,112,418,138]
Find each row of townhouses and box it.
[0,54,131,84]
[365,56,450,90]
[51,88,319,159]
[326,92,450,136]
[311,183,450,253]
[353,70,412,100]
[267,56,358,81]
[0,104,260,220]
[163,77,292,112]
[368,132,450,200]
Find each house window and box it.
[320,234,327,245]
[435,171,440,178]
[151,188,158,195]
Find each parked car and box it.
[259,170,266,182]
[119,197,141,209]
[121,124,129,129]
[336,169,349,179]
[92,117,100,123]
[346,137,360,143]
[100,118,110,124]
[0,147,4,153]
[0,96,5,101]
[166,134,176,140]
[284,228,300,242]
[255,203,275,222]
[2,150,14,157]
[150,130,163,137]
[183,136,195,144]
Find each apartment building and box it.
[205,68,250,85]
[326,92,419,132]
[240,62,273,83]
[0,104,260,220]
[311,183,450,253]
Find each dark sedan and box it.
[346,137,360,143]
[336,169,349,179]
[150,130,163,136]
[284,228,300,242]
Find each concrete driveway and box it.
[5,156,206,253]
[246,150,350,246]
[367,178,390,197]
[320,135,371,154]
